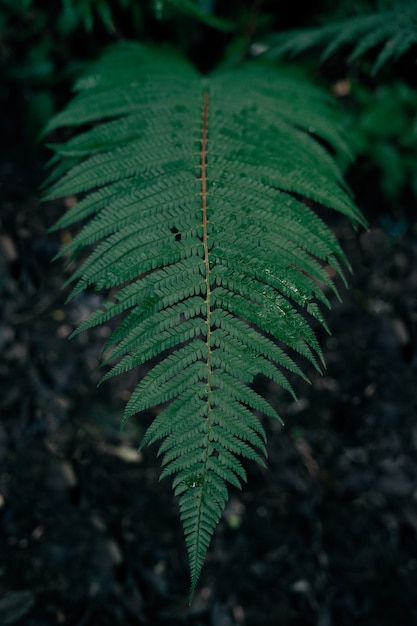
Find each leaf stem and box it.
[188,88,213,604]
[201,89,211,372]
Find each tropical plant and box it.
[43,0,417,601]
[43,41,366,598]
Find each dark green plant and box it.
[264,0,417,74]
[342,81,417,204]
[0,0,55,138]
[57,0,231,35]
[152,0,235,31]
[42,0,417,602]
[44,42,365,598]
[57,0,130,33]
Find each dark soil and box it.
[1,98,417,626]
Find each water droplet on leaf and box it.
[186,474,204,488]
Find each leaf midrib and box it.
[189,88,213,598]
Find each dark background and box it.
[1,1,417,624]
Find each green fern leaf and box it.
[44,42,365,599]
[265,0,417,74]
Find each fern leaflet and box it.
[265,0,417,74]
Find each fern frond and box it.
[44,42,365,598]
[265,0,417,74]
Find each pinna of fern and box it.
[43,42,365,599]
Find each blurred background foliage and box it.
[344,81,417,209]
[1,0,416,217]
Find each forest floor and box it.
[1,99,417,626]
